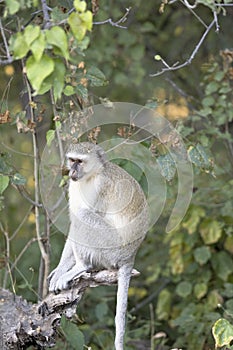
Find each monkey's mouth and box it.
[69,170,80,181]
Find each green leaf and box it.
[31,32,46,61]
[86,66,107,87]
[74,0,87,12]
[68,12,86,41]
[46,129,55,147]
[194,283,207,299]
[188,144,212,171]
[200,219,222,244]
[64,85,75,96]
[157,153,176,181]
[52,59,66,100]
[24,25,40,46]
[5,0,20,14]
[68,10,93,42]
[212,318,233,348]
[211,251,233,281]
[202,96,215,107]
[26,55,54,94]
[9,32,29,59]
[156,289,171,320]
[45,26,69,60]
[79,11,93,31]
[176,281,192,298]
[11,173,26,185]
[0,175,9,194]
[193,246,211,265]
[95,302,108,321]
[75,84,88,101]
[61,318,85,350]
[205,81,219,95]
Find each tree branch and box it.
[93,7,131,29]
[150,19,215,77]
[0,269,139,349]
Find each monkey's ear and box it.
[62,165,69,176]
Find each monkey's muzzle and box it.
[69,170,79,181]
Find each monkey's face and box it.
[66,143,106,181]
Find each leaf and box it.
[157,153,176,181]
[188,144,212,171]
[74,0,87,12]
[212,318,233,348]
[0,175,9,194]
[5,0,20,14]
[86,66,107,87]
[11,173,26,185]
[9,32,29,59]
[211,251,233,281]
[46,129,55,147]
[45,26,69,60]
[41,59,66,100]
[24,25,40,46]
[61,318,85,350]
[64,85,75,96]
[194,283,207,299]
[68,12,86,42]
[68,10,93,42]
[26,55,54,94]
[156,289,171,320]
[176,281,192,298]
[95,302,108,321]
[31,32,46,61]
[193,246,211,265]
[75,84,88,101]
[200,219,222,244]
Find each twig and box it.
[180,0,208,28]
[150,19,215,77]
[94,7,131,29]
[213,10,220,32]
[40,0,51,28]
[0,18,13,65]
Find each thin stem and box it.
[94,7,131,29]
[150,19,215,77]
[0,18,13,65]
[40,0,51,28]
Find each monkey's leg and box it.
[48,238,76,292]
[114,263,134,350]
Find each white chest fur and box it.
[68,177,99,216]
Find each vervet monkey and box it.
[48,142,149,350]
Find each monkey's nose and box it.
[70,170,79,181]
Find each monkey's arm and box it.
[48,239,76,292]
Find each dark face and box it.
[68,158,84,181]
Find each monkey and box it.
[48,142,149,350]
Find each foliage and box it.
[0,0,233,349]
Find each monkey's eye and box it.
[69,158,83,164]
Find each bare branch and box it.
[150,19,215,77]
[93,7,131,29]
[0,18,13,65]
[40,0,51,29]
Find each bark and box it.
[0,269,139,349]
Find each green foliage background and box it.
[0,0,233,349]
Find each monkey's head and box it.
[66,142,106,181]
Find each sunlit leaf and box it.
[200,219,222,244]
[31,32,45,61]
[194,283,207,299]
[26,55,54,94]
[45,26,69,60]
[74,0,87,12]
[5,0,20,14]
[9,32,29,59]
[212,318,233,348]
[156,289,171,320]
[24,25,40,46]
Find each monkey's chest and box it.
[68,180,100,214]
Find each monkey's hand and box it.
[49,264,88,293]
